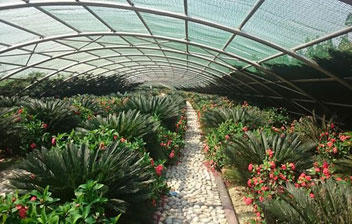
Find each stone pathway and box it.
[155,102,228,224]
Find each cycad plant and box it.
[261,179,352,224]
[10,142,155,215]
[334,155,352,177]
[201,106,265,131]
[0,108,24,155]
[0,96,26,108]
[122,95,184,131]
[23,99,80,134]
[224,131,315,184]
[80,109,159,141]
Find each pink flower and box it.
[30,174,35,179]
[259,196,264,202]
[225,135,230,140]
[305,176,311,181]
[244,197,253,205]
[248,163,253,171]
[315,167,321,172]
[30,196,37,201]
[269,161,276,169]
[330,123,335,129]
[169,150,175,159]
[42,123,48,129]
[150,159,154,167]
[323,168,330,176]
[322,162,329,169]
[333,147,338,154]
[51,137,56,146]
[120,138,126,143]
[266,149,274,158]
[247,179,252,187]
[289,162,295,170]
[242,126,248,132]
[113,135,118,140]
[155,165,163,176]
[203,145,209,153]
[327,141,333,147]
[309,193,315,198]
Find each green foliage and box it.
[260,179,352,224]
[201,106,266,131]
[224,131,315,185]
[23,99,80,134]
[122,95,184,130]
[80,110,159,141]
[0,109,24,154]
[10,142,155,214]
[0,181,120,223]
[334,154,352,177]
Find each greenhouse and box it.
[0,0,351,223]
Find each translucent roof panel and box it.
[0,0,351,117]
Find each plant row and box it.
[0,91,187,224]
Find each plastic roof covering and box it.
[0,1,351,98]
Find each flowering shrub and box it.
[0,181,120,223]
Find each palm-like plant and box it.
[334,155,352,177]
[23,99,80,134]
[261,179,352,224]
[224,131,315,184]
[122,95,184,130]
[201,106,265,131]
[79,109,159,141]
[0,108,25,154]
[10,142,154,214]
[0,96,26,108]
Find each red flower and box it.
[323,168,330,177]
[327,141,333,148]
[51,137,56,146]
[17,108,23,114]
[155,164,163,176]
[289,162,295,170]
[340,135,350,142]
[244,197,253,205]
[203,144,209,153]
[259,196,264,202]
[330,123,335,129]
[242,126,248,132]
[113,135,118,140]
[30,174,35,179]
[169,150,175,159]
[305,176,311,181]
[150,159,154,167]
[336,177,342,181]
[30,143,36,149]
[266,149,274,158]
[315,167,320,172]
[256,212,261,217]
[309,193,315,198]
[99,142,106,150]
[247,179,252,187]
[30,196,37,201]
[269,161,276,169]
[322,162,329,169]
[248,163,253,171]
[225,135,230,140]
[42,123,48,129]
[120,138,126,143]
[16,205,27,219]
[269,173,274,179]
[281,164,287,170]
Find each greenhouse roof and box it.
[0,0,351,115]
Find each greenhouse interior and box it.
[0,0,351,223]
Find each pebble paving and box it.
[155,102,228,224]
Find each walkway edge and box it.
[213,170,240,224]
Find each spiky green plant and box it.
[122,95,184,130]
[79,109,159,141]
[0,108,24,154]
[334,155,352,177]
[201,106,265,131]
[261,179,352,224]
[0,96,26,108]
[224,131,315,184]
[10,142,154,214]
[23,99,80,134]
[71,95,102,114]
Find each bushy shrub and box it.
[0,180,120,223]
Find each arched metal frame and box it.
[0,0,351,114]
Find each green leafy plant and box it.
[224,131,315,185]
[10,142,155,215]
[0,181,120,223]
[122,95,184,130]
[260,179,352,224]
[23,99,80,134]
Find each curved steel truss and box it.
[0,0,351,114]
